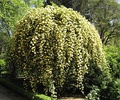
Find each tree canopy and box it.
[88,0,120,44]
[7,6,109,97]
[0,0,29,55]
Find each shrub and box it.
[7,6,109,97]
[86,86,100,100]
[102,45,120,100]
[83,59,111,100]
[104,45,120,78]
[109,79,120,100]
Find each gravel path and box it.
[0,84,28,100]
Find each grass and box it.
[36,94,52,100]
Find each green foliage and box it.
[114,79,120,99]
[24,0,44,8]
[108,79,120,100]
[0,0,29,33]
[88,0,120,44]
[104,45,120,78]
[36,94,55,100]
[0,59,6,67]
[0,59,6,72]
[0,0,30,59]
[86,86,100,100]
[7,6,107,97]
[84,59,111,100]
[103,45,120,100]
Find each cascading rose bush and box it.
[7,6,107,94]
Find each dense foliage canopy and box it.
[7,6,109,97]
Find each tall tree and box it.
[52,0,88,14]
[88,0,120,44]
[0,0,28,55]
[0,0,28,36]
[24,0,44,8]
[52,0,92,21]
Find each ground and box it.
[58,97,86,100]
[0,84,27,100]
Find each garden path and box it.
[0,84,28,100]
[0,84,86,100]
[58,95,86,100]
[58,97,86,100]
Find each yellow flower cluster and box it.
[7,6,107,94]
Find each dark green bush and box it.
[83,60,111,100]
[7,6,109,98]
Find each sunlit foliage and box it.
[7,6,107,96]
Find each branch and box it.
[104,26,120,44]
